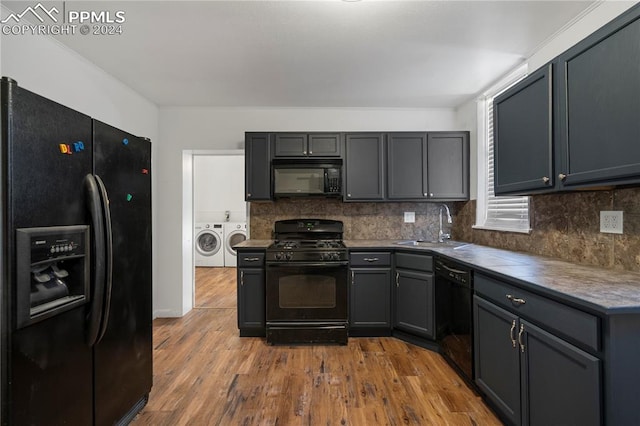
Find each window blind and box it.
[483,96,530,232]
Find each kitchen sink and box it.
[395,240,470,249]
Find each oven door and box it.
[266,261,348,322]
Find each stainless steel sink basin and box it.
[395,240,470,249]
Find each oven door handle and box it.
[267,261,348,268]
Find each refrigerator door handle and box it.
[84,174,106,346]
[94,175,113,344]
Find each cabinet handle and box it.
[430,193,434,197]
[247,193,251,197]
[424,193,428,197]
[510,320,517,348]
[506,294,526,306]
[347,193,352,198]
[518,324,525,353]
[309,150,313,155]
[363,257,379,262]
[351,271,355,285]
[396,272,400,287]
[542,176,550,184]
[303,150,307,155]
[243,257,260,262]
[240,271,244,286]
[558,173,567,181]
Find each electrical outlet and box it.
[404,212,415,223]
[600,211,623,234]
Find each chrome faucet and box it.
[438,204,452,243]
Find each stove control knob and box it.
[332,252,340,260]
[275,252,283,260]
[285,252,293,261]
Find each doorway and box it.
[191,150,247,309]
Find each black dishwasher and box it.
[435,257,474,383]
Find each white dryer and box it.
[195,223,224,267]
[223,222,247,267]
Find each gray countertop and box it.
[235,239,640,314]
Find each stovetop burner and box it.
[271,239,346,250]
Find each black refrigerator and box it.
[0,77,152,425]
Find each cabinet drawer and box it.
[395,252,433,272]
[237,252,265,267]
[350,252,391,267]
[475,273,600,352]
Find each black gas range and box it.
[265,219,348,345]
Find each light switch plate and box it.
[404,212,415,223]
[600,211,623,234]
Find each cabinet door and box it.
[394,269,434,338]
[521,320,601,426]
[350,268,391,329]
[273,133,308,157]
[556,9,640,188]
[245,133,271,200]
[308,133,342,157]
[345,133,385,201]
[237,268,265,333]
[473,296,521,426]
[427,132,470,200]
[493,65,554,195]
[387,133,428,199]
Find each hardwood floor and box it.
[132,267,502,425]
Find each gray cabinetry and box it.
[427,132,469,200]
[493,4,640,194]
[244,133,271,201]
[556,6,640,188]
[387,132,469,201]
[474,273,601,426]
[394,252,435,339]
[344,133,385,201]
[493,64,554,195]
[237,251,266,336]
[273,133,341,157]
[387,132,427,199]
[349,252,391,334]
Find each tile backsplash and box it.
[249,199,461,241]
[249,187,640,272]
[453,187,640,272]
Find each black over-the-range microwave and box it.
[272,159,342,198]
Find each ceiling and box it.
[4,0,601,108]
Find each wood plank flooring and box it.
[132,267,502,425]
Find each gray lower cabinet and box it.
[344,133,385,201]
[474,274,602,426]
[349,252,391,334]
[393,252,435,339]
[237,251,265,337]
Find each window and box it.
[475,65,531,233]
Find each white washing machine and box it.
[223,222,247,267]
[195,223,224,267]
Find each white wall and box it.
[0,14,161,313]
[194,154,246,224]
[157,107,458,317]
[456,0,639,201]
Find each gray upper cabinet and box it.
[427,132,469,200]
[273,133,341,157]
[344,133,385,201]
[494,64,554,195]
[387,132,469,201]
[387,133,429,199]
[245,133,271,201]
[493,4,640,194]
[556,5,640,188]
